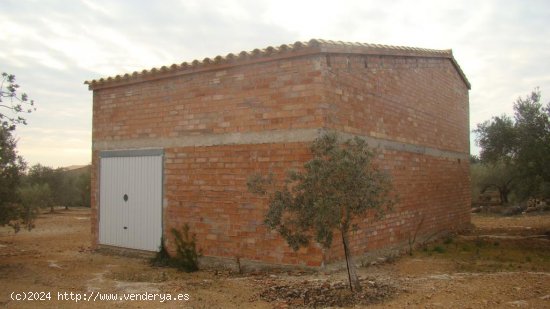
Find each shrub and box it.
[150,224,200,272]
[432,245,446,253]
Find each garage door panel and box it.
[99,153,162,251]
[99,158,125,247]
[129,156,163,251]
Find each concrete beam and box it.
[93,128,468,160]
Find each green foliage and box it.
[470,161,515,204]
[475,115,516,163]
[57,165,91,208]
[15,183,52,231]
[150,237,173,267]
[0,126,26,228]
[470,163,484,202]
[0,72,36,231]
[150,224,200,273]
[76,167,91,207]
[419,234,550,272]
[0,72,36,130]
[24,164,91,209]
[171,224,200,272]
[248,132,395,292]
[25,164,60,212]
[474,88,550,200]
[249,132,395,250]
[432,245,446,253]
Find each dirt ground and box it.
[0,208,549,308]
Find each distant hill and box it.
[62,164,91,177]
[63,165,88,171]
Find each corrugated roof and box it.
[84,39,470,90]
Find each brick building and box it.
[85,39,471,267]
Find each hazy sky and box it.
[1,0,548,167]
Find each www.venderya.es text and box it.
[10,291,190,303]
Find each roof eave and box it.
[84,39,471,91]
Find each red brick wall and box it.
[90,50,470,267]
[92,56,325,142]
[324,151,470,262]
[322,54,469,152]
[320,54,470,262]
[163,143,325,266]
[91,54,329,266]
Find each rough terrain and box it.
[0,208,548,308]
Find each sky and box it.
[1,0,549,168]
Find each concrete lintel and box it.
[93,129,468,160]
[99,148,164,158]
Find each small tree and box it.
[0,126,27,228]
[16,183,52,231]
[26,164,60,212]
[475,88,550,200]
[1,72,35,231]
[471,160,516,205]
[248,132,395,292]
[150,224,201,272]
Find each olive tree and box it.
[0,125,26,228]
[0,72,35,230]
[17,183,52,231]
[475,88,550,200]
[248,132,395,292]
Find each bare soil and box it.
[0,208,549,308]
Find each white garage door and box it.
[99,150,163,251]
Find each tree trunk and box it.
[341,229,362,292]
[499,187,510,204]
